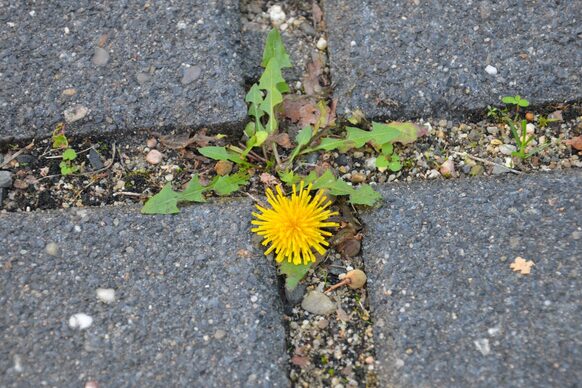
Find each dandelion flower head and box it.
[252,182,339,265]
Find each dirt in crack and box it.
[279,198,379,387]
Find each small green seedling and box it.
[501,96,548,159]
[59,148,79,175]
[52,123,79,175]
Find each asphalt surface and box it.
[0,0,247,142]
[324,0,582,119]
[0,200,288,387]
[361,171,582,387]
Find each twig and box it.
[0,140,35,168]
[272,142,282,168]
[452,151,522,175]
[112,191,144,197]
[244,192,266,207]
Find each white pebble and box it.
[350,40,357,47]
[269,5,286,27]
[146,149,163,165]
[96,288,116,304]
[485,65,497,75]
[316,37,328,50]
[474,338,490,355]
[68,313,93,330]
[45,242,59,256]
[526,123,535,135]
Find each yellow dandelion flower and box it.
[251,182,339,265]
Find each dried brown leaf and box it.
[259,172,280,187]
[268,133,294,149]
[282,95,319,127]
[510,256,534,275]
[565,135,582,151]
[291,354,310,368]
[312,2,324,29]
[159,129,217,150]
[302,54,324,96]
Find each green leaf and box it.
[288,126,313,163]
[375,154,388,169]
[307,137,355,153]
[295,125,313,147]
[259,58,286,133]
[279,170,302,185]
[349,184,382,206]
[261,29,291,69]
[181,175,207,203]
[502,96,517,105]
[310,170,338,191]
[370,121,423,146]
[211,173,249,196]
[381,143,394,156]
[255,130,269,147]
[244,122,257,138]
[279,260,312,291]
[141,184,181,214]
[52,133,68,149]
[388,159,402,172]
[245,84,265,132]
[198,146,245,164]
[62,148,77,161]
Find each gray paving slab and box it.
[361,171,582,387]
[324,0,582,119]
[0,0,247,142]
[0,200,288,387]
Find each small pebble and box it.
[181,65,202,85]
[350,172,366,183]
[96,288,116,304]
[316,36,328,50]
[92,47,109,66]
[499,144,516,156]
[68,313,93,330]
[439,160,455,178]
[269,5,286,27]
[0,171,13,188]
[146,138,157,148]
[63,105,89,123]
[146,149,163,165]
[214,329,226,340]
[301,291,336,315]
[45,242,59,256]
[485,65,497,75]
[474,338,491,355]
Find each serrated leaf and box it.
[245,84,265,131]
[370,121,422,145]
[309,137,355,153]
[261,29,291,69]
[349,184,382,206]
[180,175,207,203]
[198,146,245,164]
[310,170,337,190]
[278,170,302,185]
[280,260,312,291]
[141,184,181,214]
[211,173,249,196]
[259,58,286,133]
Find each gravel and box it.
[0,0,247,141]
[361,171,582,387]
[324,0,582,119]
[0,200,288,386]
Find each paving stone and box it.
[361,171,582,387]
[0,200,288,386]
[0,1,247,141]
[324,0,582,119]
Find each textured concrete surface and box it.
[324,0,582,119]
[361,171,582,387]
[0,0,247,141]
[0,200,288,387]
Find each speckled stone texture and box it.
[361,171,582,387]
[324,0,582,120]
[0,200,288,387]
[0,0,247,141]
